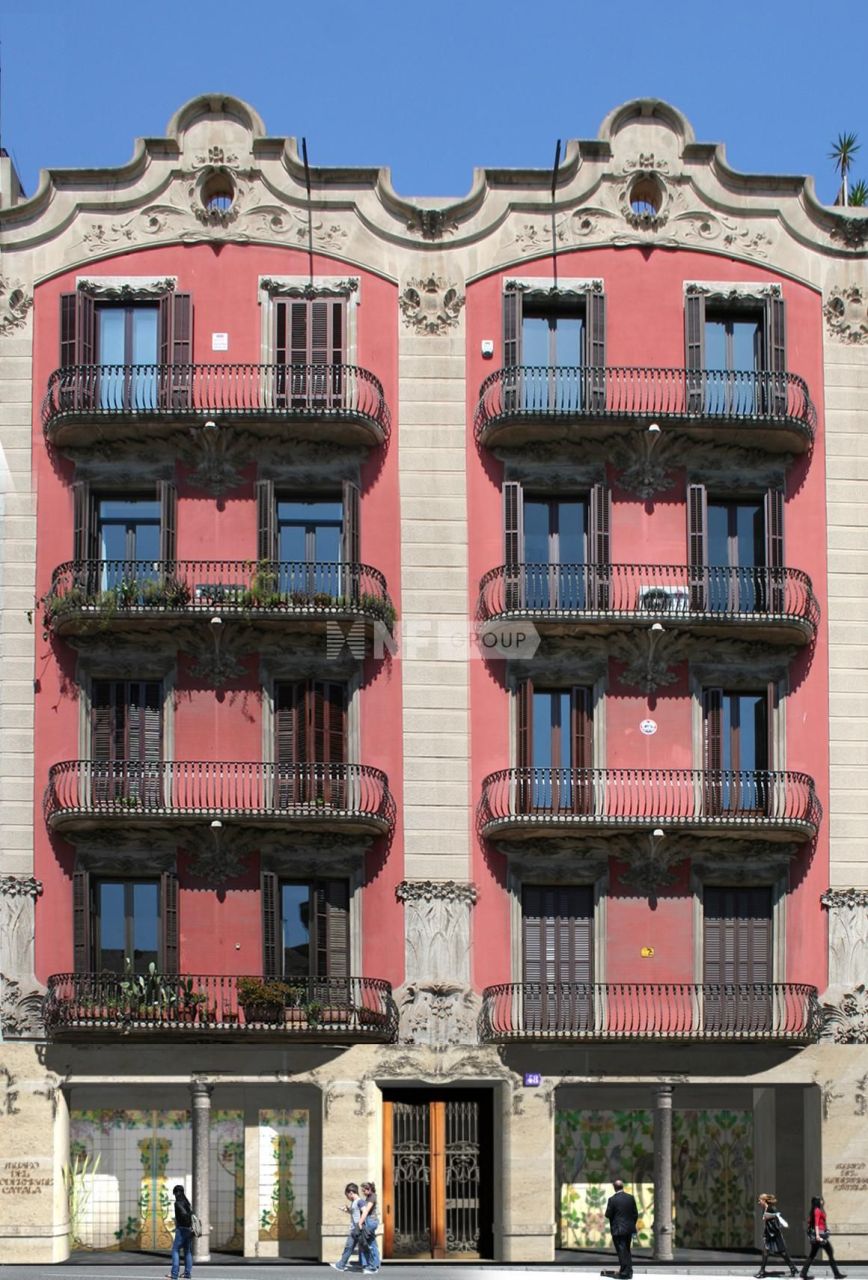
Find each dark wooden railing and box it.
[480,982,820,1042]
[474,365,815,442]
[479,767,821,836]
[45,760,393,830]
[477,562,818,636]
[44,973,398,1040]
[42,361,391,441]
[45,559,394,629]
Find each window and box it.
[91,678,163,804]
[516,680,592,814]
[684,289,786,417]
[273,297,344,409]
[275,680,347,806]
[687,484,784,613]
[703,885,772,1031]
[522,884,594,1032]
[73,481,176,567]
[73,865,178,974]
[261,873,349,980]
[502,287,606,413]
[703,687,772,814]
[60,289,192,411]
[256,479,360,600]
[502,481,610,610]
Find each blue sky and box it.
[1,0,865,205]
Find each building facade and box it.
[1,95,867,1264]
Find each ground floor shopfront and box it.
[2,1041,867,1265]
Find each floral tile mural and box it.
[555,1107,754,1250]
[258,1108,309,1242]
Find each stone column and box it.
[652,1084,673,1261]
[190,1081,212,1262]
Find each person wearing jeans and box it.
[358,1180,380,1274]
[331,1183,363,1271]
[168,1184,194,1280]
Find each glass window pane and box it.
[731,319,760,374]
[278,524,307,562]
[553,317,584,367]
[131,308,158,365]
[98,499,160,521]
[521,316,551,366]
[277,500,343,524]
[99,522,128,562]
[524,501,549,565]
[555,501,586,563]
[705,320,727,372]
[98,882,126,972]
[532,692,554,768]
[557,691,572,768]
[313,524,341,563]
[133,523,161,562]
[97,309,126,365]
[733,502,764,568]
[282,883,311,977]
[132,882,159,972]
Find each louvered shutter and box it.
[586,289,607,412]
[77,292,96,411]
[687,482,708,611]
[764,487,785,613]
[91,680,116,805]
[572,687,593,815]
[161,869,179,973]
[73,481,93,564]
[765,294,787,416]
[704,687,723,817]
[276,683,300,806]
[158,293,174,411]
[171,293,192,409]
[342,479,361,605]
[323,880,350,980]
[128,681,163,807]
[685,290,705,413]
[61,294,77,367]
[516,678,533,816]
[503,481,524,610]
[256,479,276,562]
[73,864,91,973]
[503,289,521,412]
[158,480,177,566]
[589,483,611,608]
[704,887,772,1032]
[261,870,280,977]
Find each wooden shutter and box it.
[72,481,93,562]
[765,294,787,417]
[703,887,772,985]
[275,683,300,766]
[764,486,785,612]
[126,681,162,762]
[503,289,521,367]
[342,479,361,602]
[77,292,96,366]
[91,680,117,762]
[572,687,593,815]
[73,863,91,973]
[703,687,723,772]
[172,294,192,365]
[158,480,177,565]
[315,880,350,979]
[262,869,280,977]
[256,479,276,562]
[522,885,593,1031]
[503,481,524,610]
[61,294,77,367]
[687,482,708,610]
[589,483,611,608]
[586,290,606,411]
[685,290,705,412]
[161,869,179,973]
[516,678,533,769]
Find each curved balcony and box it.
[479,767,820,842]
[44,973,398,1042]
[42,362,391,450]
[44,559,395,639]
[45,760,393,838]
[480,982,820,1044]
[477,563,818,646]
[474,366,815,453]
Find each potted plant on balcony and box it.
[174,977,207,1024]
[283,984,308,1027]
[237,977,288,1026]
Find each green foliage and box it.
[849,179,868,207]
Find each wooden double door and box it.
[382,1091,492,1260]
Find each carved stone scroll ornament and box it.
[182,621,250,689]
[607,628,693,693]
[830,217,868,250]
[608,431,783,501]
[824,287,868,344]
[177,421,259,497]
[182,824,260,884]
[405,208,460,239]
[0,279,34,335]
[821,986,868,1044]
[0,876,45,1038]
[821,888,868,986]
[606,832,686,894]
[399,277,465,335]
[77,277,176,301]
[398,982,482,1054]
[260,278,359,300]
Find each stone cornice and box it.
[396,880,478,905]
[822,888,868,911]
[0,876,43,899]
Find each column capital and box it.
[653,1083,674,1103]
[190,1080,214,1101]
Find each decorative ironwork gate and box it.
[383,1092,491,1259]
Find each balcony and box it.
[44,559,395,640]
[479,767,820,842]
[474,366,815,454]
[42,362,391,450]
[44,973,398,1042]
[478,562,818,646]
[480,982,819,1044]
[45,760,394,838]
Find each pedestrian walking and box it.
[167,1184,194,1280]
[605,1178,639,1279]
[801,1196,846,1279]
[358,1180,380,1274]
[756,1193,798,1278]
[331,1183,364,1272]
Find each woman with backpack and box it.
[802,1196,846,1279]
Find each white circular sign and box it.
[640,719,658,735]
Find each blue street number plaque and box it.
[523,1072,542,1087]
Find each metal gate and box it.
[383,1092,491,1259]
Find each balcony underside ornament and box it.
[178,421,259,497]
[183,824,260,884]
[608,628,693,693]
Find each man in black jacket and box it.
[605,1179,639,1279]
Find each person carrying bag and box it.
[802,1196,846,1279]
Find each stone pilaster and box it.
[652,1084,673,1261]
[190,1081,212,1262]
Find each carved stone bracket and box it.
[610,430,787,499]
[182,824,260,884]
[405,208,459,239]
[0,977,46,1039]
[822,888,868,986]
[0,876,43,899]
[612,832,686,894]
[399,276,465,335]
[821,986,868,1044]
[0,278,34,335]
[397,880,479,1049]
[608,628,693,692]
[183,621,250,688]
[824,286,868,344]
[178,421,258,497]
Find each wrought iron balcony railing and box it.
[474,365,815,449]
[45,760,393,833]
[477,562,818,643]
[480,982,820,1043]
[42,361,391,444]
[479,767,821,840]
[44,973,398,1041]
[44,559,395,633]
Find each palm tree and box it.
[830,132,860,206]
[848,179,868,208]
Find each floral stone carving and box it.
[399,276,465,334]
[0,278,33,336]
[824,286,868,344]
[821,985,868,1044]
[0,876,45,1038]
[395,880,480,1049]
[821,888,868,986]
